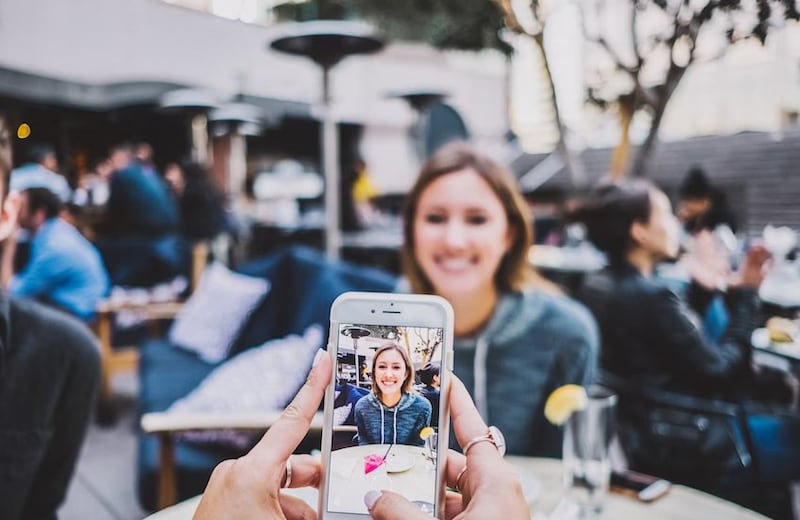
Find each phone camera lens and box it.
[370,309,375,314]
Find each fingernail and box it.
[312,348,325,367]
[364,490,382,511]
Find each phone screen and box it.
[324,322,445,515]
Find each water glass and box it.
[562,386,617,518]
[424,431,438,469]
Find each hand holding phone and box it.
[320,292,454,519]
[193,349,331,520]
[366,376,530,520]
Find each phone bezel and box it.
[320,292,454,519]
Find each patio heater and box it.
[208,100,270,201]
[388,89,448,167]
[269,21,385,260]
[159,88,221,164]
[341,325,372,386]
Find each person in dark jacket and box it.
[575,180,766,398]
[575,180,800,485]
[354,342,431,446]
[0,110,100,520]
[418,363,441,428]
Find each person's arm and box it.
[367,376,529,520]
[194,350,329,520]
[8,249,63,299]
[650,286,749,381]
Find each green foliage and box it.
[272,0,510,54]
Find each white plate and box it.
[752,328,800,350]
[385,451,416,473]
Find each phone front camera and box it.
[371,309,375,314]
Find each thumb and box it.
[365,490,432,520]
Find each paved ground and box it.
[60,373,147,520]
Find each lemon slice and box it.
[420,426,435,440]
[544,384,588,425]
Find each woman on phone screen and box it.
[354,342,432,446]
[400,141,598,457]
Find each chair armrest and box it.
[143,410,325,510]
[96,300,185,320]
[141,410,325,434]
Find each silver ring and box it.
[281,458,293,489]
[462,425,506,457]
[455,465,468,493]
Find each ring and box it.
[462,425,506,457]
[455,465,468,493]
[281,458,293,489]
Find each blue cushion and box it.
[231,246,397,356]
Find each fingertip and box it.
[364,489,382,511]
[307,349,332,388]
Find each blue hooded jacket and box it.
[354,392,431,446]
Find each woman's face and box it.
[374,349,408,399]
[635,190,681,261]
[413,168,512,301]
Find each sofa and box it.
[136,246,397,510]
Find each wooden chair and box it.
[94,241,210,419]
[141,410,325,509]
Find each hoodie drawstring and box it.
[474,336,489,421]
[379,399,399,444]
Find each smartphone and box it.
[610,469,671,502]
[319,292,454,519]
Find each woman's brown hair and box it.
[401,141,553,294]
[370,341,415,399]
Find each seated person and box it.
[97,143,184,287]
[10,143,71,202]
[354,342,431,446]
[0,109,101,519]
[332,380,369,449]
[418,363,441,428]
[1,187,109,322]
[574,180,800,482]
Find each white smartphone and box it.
[319,292,454,519]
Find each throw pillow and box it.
[169,262,269,363]
[167,325,324,448]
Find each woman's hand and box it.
[193,349,330,520]
[729,244,771,289]
[365,375,529,520]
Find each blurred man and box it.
[1,187,109,321]
[98,142,183,286]
[0,110,100,520]
[9,143,71,202]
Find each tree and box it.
[406,327,443,366]
[583,0,800,178]
[492,0,588,186]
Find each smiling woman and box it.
[354,341,432,447]
[399,142,599,457]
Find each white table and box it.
[327,444,436,514]
[144,457,768,519]
[751,328,800,374]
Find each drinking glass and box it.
[562,386,617,518]
[424,431,438,469]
